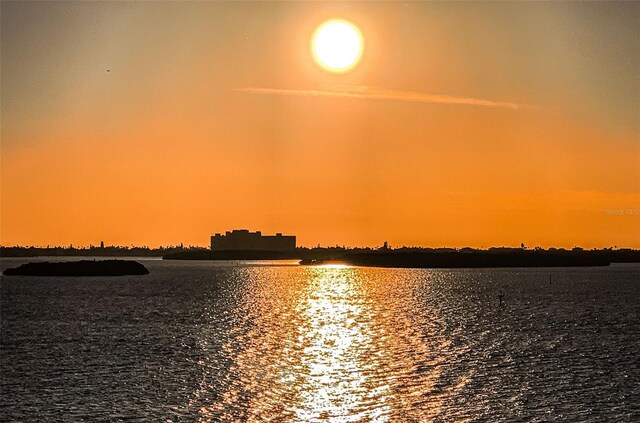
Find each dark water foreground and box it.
[1,258,639,421]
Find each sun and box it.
[311,19,363,73]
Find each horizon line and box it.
[1,244,637,250]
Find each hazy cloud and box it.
[236,86,531,110]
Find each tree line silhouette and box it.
[2,244,639,266]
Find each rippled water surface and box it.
[1,258,639,421]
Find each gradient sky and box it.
[2,1,639,248]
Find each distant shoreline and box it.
[162,248,638,268]
[2,246,639,268]
[338,251,612,268]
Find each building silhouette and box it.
[211,229,296,252]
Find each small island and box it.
[2,260,150,276]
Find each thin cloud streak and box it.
[237,86,531,110]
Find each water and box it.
[1,258,639,421]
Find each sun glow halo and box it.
[311,20,363,73]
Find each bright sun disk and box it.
[312,19,363,73]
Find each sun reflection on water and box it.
[291,267,391,421]
[193,266,457,422]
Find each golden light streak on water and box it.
[290,267,392,421]
[193,266,460,421]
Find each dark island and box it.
[339,250,611,268]
[2,260,150,276]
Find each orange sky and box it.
[2,2,639,248]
